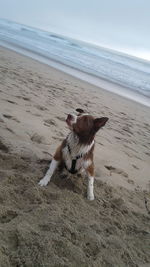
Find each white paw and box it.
[87,194,95,201]
[38,177,49,186]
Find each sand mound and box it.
[0,149,149,267]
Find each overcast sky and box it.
[0,0,150,60]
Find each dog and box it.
[39,108,108,200]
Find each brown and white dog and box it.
[39,109,108,200]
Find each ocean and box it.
[0,19,150,106]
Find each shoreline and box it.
[1,40,150,108]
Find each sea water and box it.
[0,19,150,103]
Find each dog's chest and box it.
[62,144,91,171]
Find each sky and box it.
[0,0,150,60]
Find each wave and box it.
[0,18,150,99]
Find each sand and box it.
[0,46,150,267]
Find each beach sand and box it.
[0,46,150,266]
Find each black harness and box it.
[65,144,83,174]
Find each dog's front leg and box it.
[87,176,94,200]
[86,164,95,200]
[39,144,63,186]
[39,159,59,186]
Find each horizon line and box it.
[1,17,150,63]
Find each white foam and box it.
[1,40,150,108]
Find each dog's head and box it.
[66,108,109,144]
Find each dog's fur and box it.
[39,109,108,200]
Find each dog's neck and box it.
[66,131,94,158]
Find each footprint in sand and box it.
[3,114,20,123]
[115,136,122,140]
[32,113,42,117]
[22,97,31,101]
[35,105,48,111]
[31,133,50,145]
[3,114,13,119]
[105,165,128,177]
[56,116,65,122]
[0,117,4,123]
[31,133,45,144]
[6,127,15,134]
[120,112,126,115]
[122,126,133,135]
[0,210,18,223]
[97,142,104,146]
[132,164,139,170]
[5,100,17,105]
[0,140,9,152]
[127,179,134,185]
[52,136,63,141]
[44,119,57,127]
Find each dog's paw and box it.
[38,177,49,186]
[87,194,95,201]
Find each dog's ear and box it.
[93,117,109,132]
[76,108,85,114]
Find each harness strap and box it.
[65,144,83,174]
[70,159,78,174]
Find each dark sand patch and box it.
[0,140,9,153]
